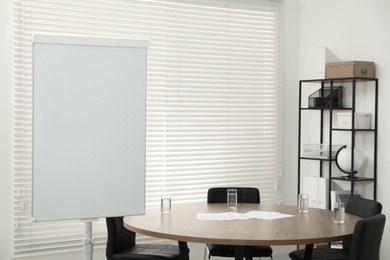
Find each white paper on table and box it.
[243,211,295,220]
[196,212,250,221]
[197,211,295,221]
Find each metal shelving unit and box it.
[298,77,378,209]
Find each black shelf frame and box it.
[298,77,378,209]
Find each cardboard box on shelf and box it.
[326,61,375,78]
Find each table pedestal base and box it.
[179,241,190,260]
[303,244,314,260]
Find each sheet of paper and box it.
[243,211,295,220]
[197,211,295,221]
[196,212,249,221]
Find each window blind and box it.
[12,0,283,256]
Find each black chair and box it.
[289,197,383,260]
[106,217,181,260]
[204,187,273,260]
[342,197,382,251]
[289,214,386,260]
[345,196,382,218]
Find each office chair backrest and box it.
[343,197,382,251]
[106,217,136,258]
[345,196,382,218]
[349,214,386,260]
[207,187,260,204]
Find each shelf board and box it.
[332,128,375,132]
[300,156,335,161]
[331,176,375,182]
[300,77,378,83]
[300,107,352,111]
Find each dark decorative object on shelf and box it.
[335,145,365,178]
[308,86,343,108]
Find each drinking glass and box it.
[161,194,171,214]
[333,201,345,224]
[227,189,237,208]
[298,193,308,213]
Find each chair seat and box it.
[207,244,273,257]
[111,244,181,260]
[289,248,348,260]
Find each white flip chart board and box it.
[32,34,148,221]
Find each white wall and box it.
[282,0,390,257]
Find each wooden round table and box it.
[124,203,360,260]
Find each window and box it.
[12,0,283,256]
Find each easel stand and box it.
[81,219,97,260]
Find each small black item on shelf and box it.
[335,145,365,179]
[308,86,343,108]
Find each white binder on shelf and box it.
[303,176,329,209]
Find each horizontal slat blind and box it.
[12,0,283,256]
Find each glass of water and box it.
[298,193,308,213]
[333,201,345,224]
[160,194,171,214]
[227,189,237,208]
